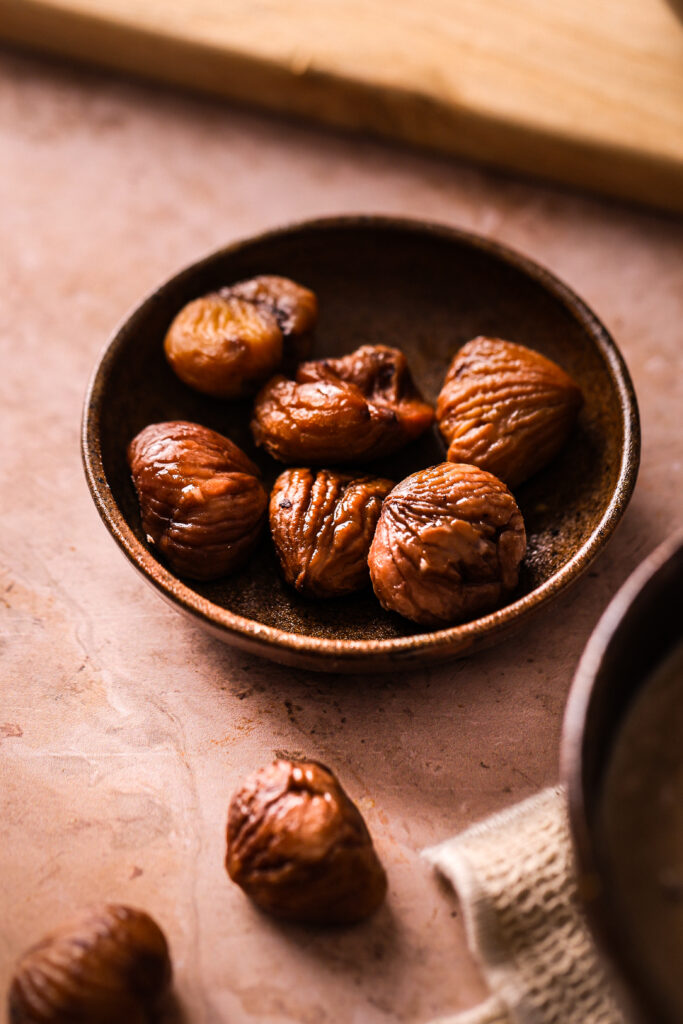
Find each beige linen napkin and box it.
[422,787,624,1024]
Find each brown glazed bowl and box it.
[82,216,639,672]
[561,531,683,1023]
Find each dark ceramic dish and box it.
[82,216,639,672]
[562,531,683,1023]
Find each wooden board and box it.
[2,0,683,211]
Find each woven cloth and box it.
[422,787,624,1024]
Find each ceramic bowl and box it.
[82,216,640,672]
[562,531,683,1023]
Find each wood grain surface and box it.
[1,0,683,211]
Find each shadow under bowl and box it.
[82,215,640,672]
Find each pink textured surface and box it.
[1,47,682,1021]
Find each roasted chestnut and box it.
[8,904,171,1024]
[270,468,393,597]
[164,292,283,398]
[368,462,526,625]
[163,275,317,398]
[251,344,434,464]
[436,336,583,487]
[226,274,317,365]
[128,420,267,580]
[226,759,387,924]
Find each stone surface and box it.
[1,47,682,1023]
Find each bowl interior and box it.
[86,218,633,654]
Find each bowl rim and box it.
[81,213,640,666]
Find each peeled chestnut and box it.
[164,292,283,398]
[226,759,387,924]
[164,275,317,398]
[270,468,393,597]
[436,336,583,487]
[251,344,434,464]
[368,462,526,626]
[128,420,267,580]
[8,904,171,1024]
[226,274,317,365]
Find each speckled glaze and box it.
[81,216,640,672]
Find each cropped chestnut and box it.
[368,462,526,626]
[436,336,583,487]
[128,420,267,580]
[270,468,393,597]
[251,344,434,464]
[226,759,387,924]
[8,904,171,1024]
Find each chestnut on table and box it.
[8,905,172,1024]
[226,760,387,925]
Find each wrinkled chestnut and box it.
[164,292,283,398]
[8,904,171,1024]
[270,468,393,597]
[226,274,317,365]
[226,759,387,924]
[251,344,434,464]
[128,420,267,580]
[436,336,583,487]
[164,275,317,398]
[368,462,526,626]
